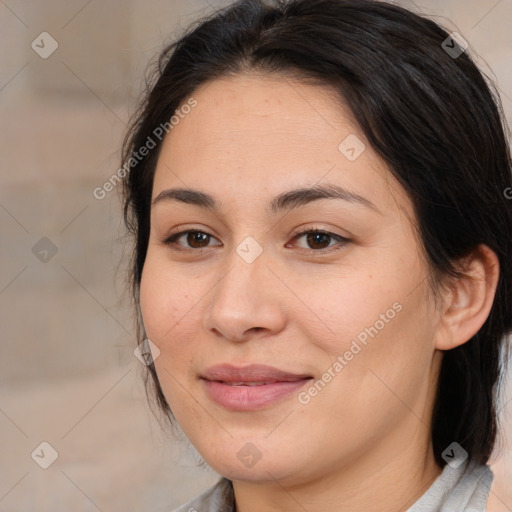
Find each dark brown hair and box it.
[120,0,512,468]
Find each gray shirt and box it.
[171,459,493,512]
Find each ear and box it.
[434,244,500,351]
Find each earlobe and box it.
[434,244,500,351]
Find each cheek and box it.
[139,269,170,343]
[140,257,190,339]
[315,280,436,426]
[139,257,209,377]
[139,263,200,412]
[292,261,408,353]
[297,252,436,395]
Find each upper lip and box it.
[201,364,312,383]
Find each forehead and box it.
[152,72,411,219]
[159,72,355,164]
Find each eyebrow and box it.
[151,183,381,215]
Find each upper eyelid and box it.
[165,227,220,242]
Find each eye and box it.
[163,229,220,250]
[162,227,350,254]
[288,228,350,253]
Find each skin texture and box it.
[139,72,500,512]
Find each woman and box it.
[120,0,512,510]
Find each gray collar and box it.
[407,459,493,512]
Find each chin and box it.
[197,440,309,484]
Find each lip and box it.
[201,364,313,411]
[202,363,311,383]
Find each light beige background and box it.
[0,0,511,510]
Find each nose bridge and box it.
[215,235,268,309]
[203,235,284,340]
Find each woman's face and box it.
[140,72,444,484]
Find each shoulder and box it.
[170,478,234,512]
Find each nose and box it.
[202,245,287,343]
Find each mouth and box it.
[218,381,286,386]
[200,364,313,411]
[201,363,312,382]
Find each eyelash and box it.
[162,226,350,255]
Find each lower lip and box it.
[202,379,311,411]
